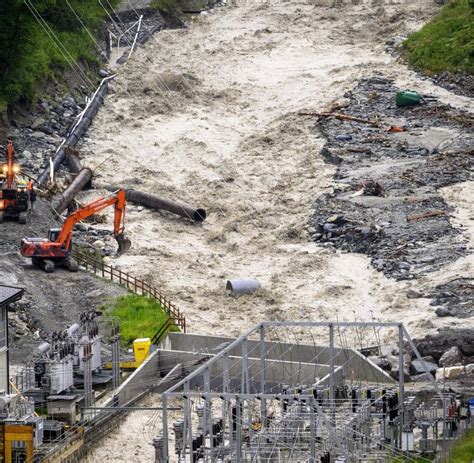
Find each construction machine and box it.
[104,337,152,370]
[0,140,35,223]
[20,189,131,273]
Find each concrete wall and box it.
[162,332,393,384]
[102,349,160,408]
[158,348,344,393]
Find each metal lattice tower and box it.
[157,321,452,462]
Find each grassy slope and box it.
[404,0,474,74]
[447,428,474,463]
[104,293,179,346]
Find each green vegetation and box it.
[404,0,474,74]
[73,243,105,263]
[151,0,181,15]
[151,0,214,16]
[103,293,179,346]
[447,428,474,463]
[0,0,120,109]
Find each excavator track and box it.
[64,257,79,272]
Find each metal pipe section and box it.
[37,80,110,186]
[104,186,206,222]
[54,168,93,214]
[226,278,261,295]
[124,188,207,222]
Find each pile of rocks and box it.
[311,76,472,282]
[363,328,474,388]
[6,94,86,176]
[405,278,474,319]
[433,71,474,99]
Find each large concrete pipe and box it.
[37,81,110,186]
[55,167,93,214]
[104,186,206,222]
[226,279,261,295]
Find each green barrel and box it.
[396,90,421,107]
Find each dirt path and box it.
[85,0,472,342]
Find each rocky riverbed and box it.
[310,76,473,320]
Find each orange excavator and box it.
[0,140,35,223]
[20,189,131,273]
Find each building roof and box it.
[0,285,24,307]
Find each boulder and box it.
[31,131,46,139]
[368,356,392,371]
[31,117,46,130]
[439,346,463,367]
[436,366,466,380]
[411,372,433,383]
[92,240,105,250]
[415,328,474,360]
[410,359,437,375]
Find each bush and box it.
[447,428,474,463]
[404,0,474,74]
[0,0,121,108]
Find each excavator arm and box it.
[57,189,131,255]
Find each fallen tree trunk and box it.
[406,210,446,222]
[55,168,93,214]
[299,111,380,126]
[106,186,206,222]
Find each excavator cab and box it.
[0,141,32,223]
[48,228,61,243]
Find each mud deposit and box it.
[0,199,127,361]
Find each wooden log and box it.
[299,111,380,126]
[406,210,446,222]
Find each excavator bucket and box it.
[116,233,131,256]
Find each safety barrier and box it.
[71,250,186,333]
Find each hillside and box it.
[0,0,124,112]
[404,0,474,75]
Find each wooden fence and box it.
[72,250,186,332]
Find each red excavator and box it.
[0,140,35,223]
[20,189,131,272]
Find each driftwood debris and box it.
[406,210,447,222]
[298,111,380,126]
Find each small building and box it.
[0,286,24,393]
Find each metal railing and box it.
[151,317,175,346]
[72,250,186,333]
